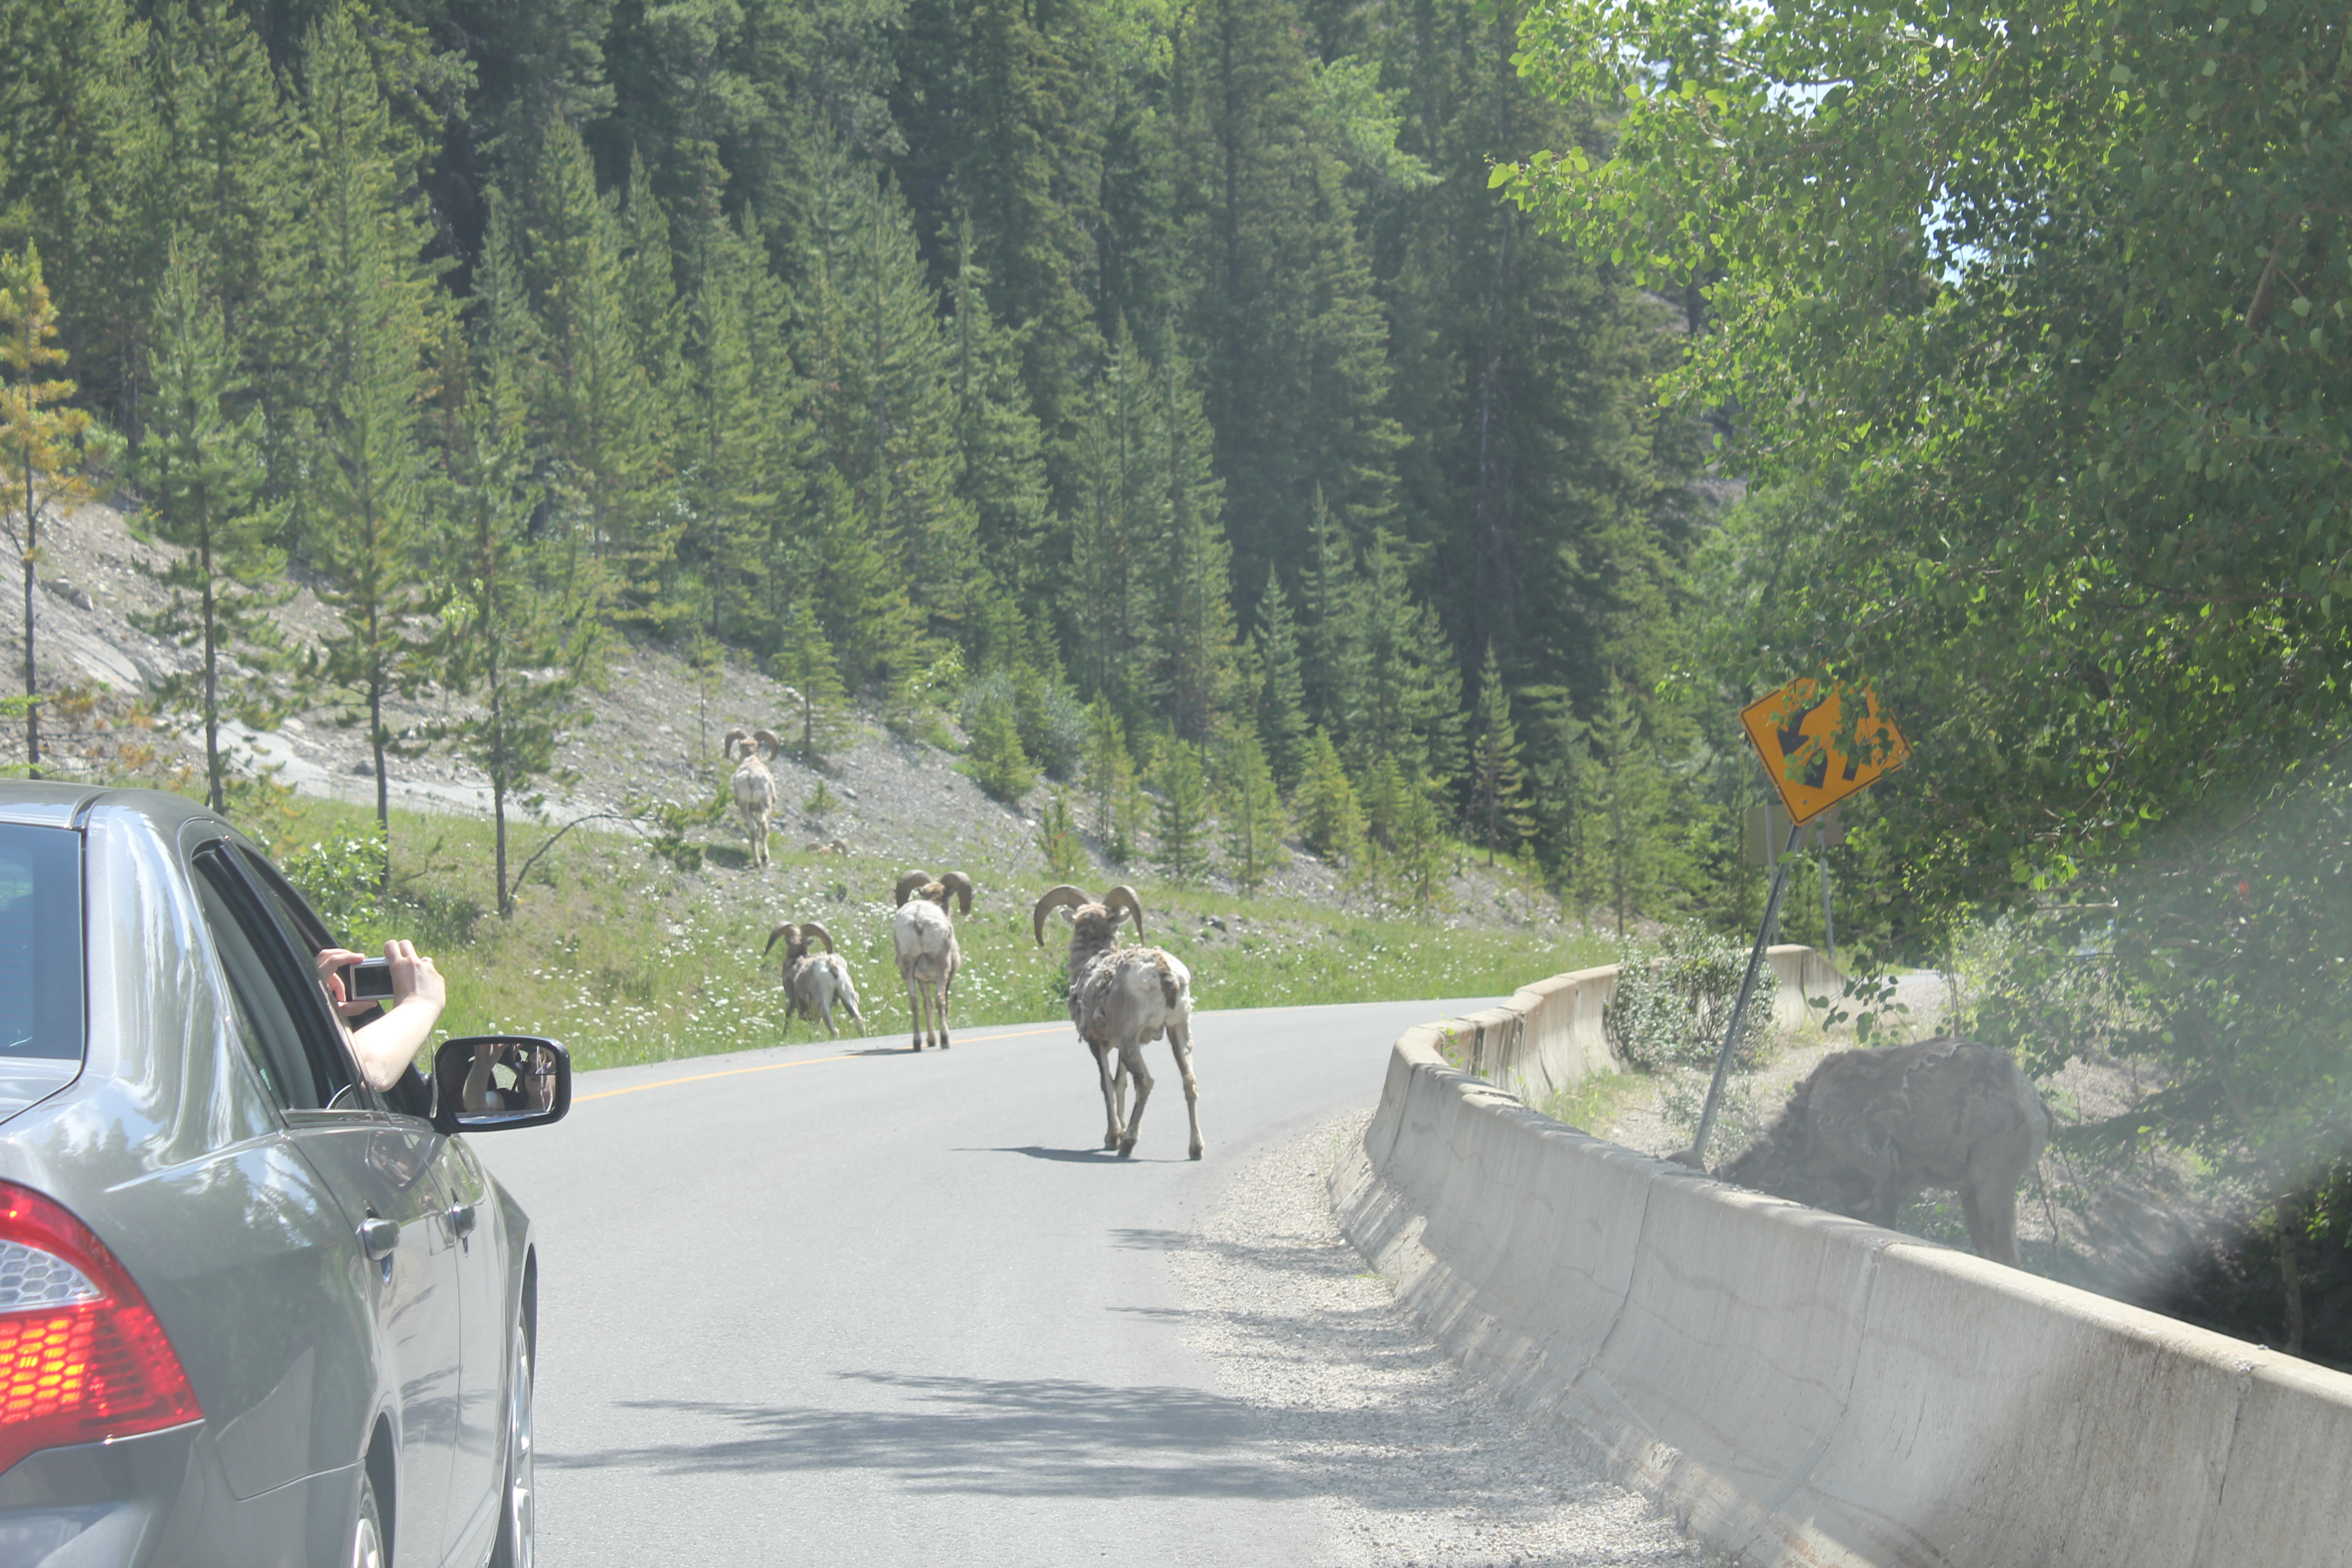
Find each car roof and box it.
[0,779,220,836]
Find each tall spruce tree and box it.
[521,118,668,620]
[1166,0,1404,607]
[296,12,441,839]
[0,243,94,773]
[1151,733,1210,879]
[1465,640,1533,865]
[436,236,607,918]
[1066,323,1153,724]
[801,147,978,643]
[1253,565,1309,789]
[1220,731,1288,892]
[133,242,289,813]
[1142,344,1236,748]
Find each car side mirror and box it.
[432,1035,572,1134]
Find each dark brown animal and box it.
[1715,1038,2053,1265]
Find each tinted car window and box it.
[0,822,83,1060]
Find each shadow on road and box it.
[959,1144,1186,1163]
[540,1372,1303,1500]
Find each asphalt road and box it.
[479,996,1500,1568]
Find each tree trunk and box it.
[2278,1194,2307,1357]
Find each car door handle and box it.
[446,1202,476,1239]
[358,1217,400,1260]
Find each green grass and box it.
[1540,1070,1643,1137]
[260,794,1612,1074]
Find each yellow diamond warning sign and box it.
[1739,679,1910,824]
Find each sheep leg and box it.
[936,980,952,1049]
[1111,1057,1130,1138]
[1169,1023,1203,1160]
[1117,1042,1154,1158]
[1964,1184,2020,1266]
[1092,1041,1125,1150]
[905,975,927,1050]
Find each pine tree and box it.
[1358,752,1407,853]
[1346,530,1463,785]
[0,243,95,773]
[296,12,441,842]
[1389,771,1450,914]
[772,597,853,761]
[148,1,291,359]
[1296,727,1364,867]
[962,679,1036,804]
[946,229,1056,610]
[1082,697,1140,862]
[1220,731,1288,892]
[1039,788,1088,882]
[1299,487,1362,735]
[1466,641,1534,865]
[435,235,607,918]
[1167,0,1403,597]
[802,147,977,642]
[1152,735,1210,880]
[1254,566,1310,789]
[1067,323,1152,724]
[1583,676,1677,936]
[677,205,772,639]
[132,242,289,813]
[1144,343,1237,748]
[520,117,669,621]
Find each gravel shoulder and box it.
[1171,1114,1707,1568]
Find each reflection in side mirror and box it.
[432,1035,572,1134]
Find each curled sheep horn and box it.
[722,726,750,762]
[753,728,783,760]
[895,869,936,907]
[764,921,798,956]
[799,920,836,954]
[1032,884,1088,945]
[1102,885,1145,939]
[938,871,975,916]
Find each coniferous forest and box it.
[0,0,1719,916]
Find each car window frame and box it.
[190,839,385,1116]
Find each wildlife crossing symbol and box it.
[1739,679,1910,824]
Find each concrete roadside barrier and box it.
[1438,945,1840,1110]
[1336,965,2352,1568]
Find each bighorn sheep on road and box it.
[1716,1037,2053,1265]
[892,870,973,1051]
[764,920,865,1039]
[1032,884,1201,1160]
[721,725,783,869]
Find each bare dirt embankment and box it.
[5,498,1559,930]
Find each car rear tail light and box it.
[0,1182,202,1476]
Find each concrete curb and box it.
[1334,958,2352,1568]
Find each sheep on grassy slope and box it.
[1032,884,1201,1160]
[1715,1037,2053,1265]
[721,725,783,869]
[892,870,973,1051]
[764,920,864,1039]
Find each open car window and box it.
[191,844,372,1113]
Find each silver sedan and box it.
[0,781,572,1566]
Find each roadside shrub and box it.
[1605,920,1774,1073]
[959,672,1036,803]
[278,823,393,948]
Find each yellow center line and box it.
[574,1024,1073,1103]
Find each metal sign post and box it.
[1686,817,1804,1166]
[1680,683,1908,1171]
